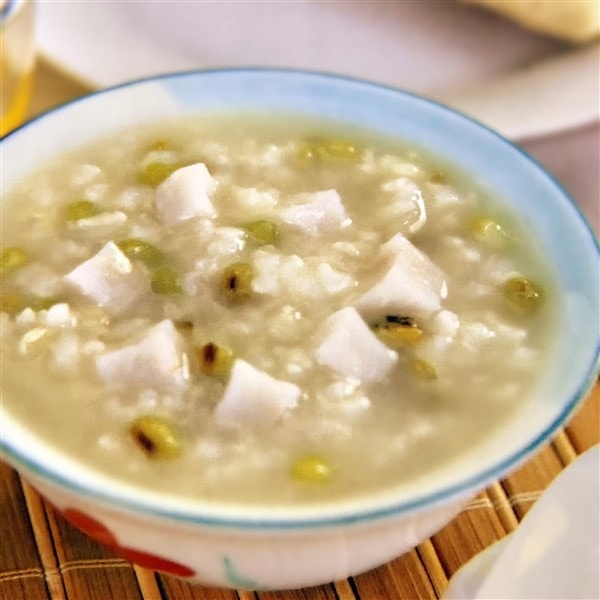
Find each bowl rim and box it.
[1,67,599,530]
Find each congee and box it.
[1,115,557,505]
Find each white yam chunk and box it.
[281,189,350,236]
[252,250,283,295]
[316,307,397,383]
[155,163,217,225]
[215,359,300,428]
[64,241,147,314]
[96,320,190,391]
[355,233,447,319]
[42,303,76,328]
[15,308,37,326]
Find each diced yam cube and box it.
[64,241,147,314]
[15,308,37,326]
[281,189,350,236]
[355,233,447,319]
[42,303,76,328]
[96,320,189,391]
[215,359,300,428]
[155,163,217,225]
[316,307,397,383]
[252,249,283,295]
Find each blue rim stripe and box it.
[1,68,599,529]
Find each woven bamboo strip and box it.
[258,586,337,599]
[51,559,130,575]
[0,580,46,600]
[387,551,438,599]
[485,482,519,533]
[331,579,357,600]
[133,566,163,600]
[44,505,144,600]
[235,591,257,600]
[416,540,448,598]
[0,463,50,600]
[500,444,564,520]
[158,575,238,599]
[19,480,67,600]
[0,568,44,582]
[430,490,506,578]
[552,429,578,465]
[350,550,436,600]
[565,380,600,454]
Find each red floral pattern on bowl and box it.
[60,508,196,578]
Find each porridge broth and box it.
[0,114,558,506]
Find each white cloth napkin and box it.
[443,444,600,599]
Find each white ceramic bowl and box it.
[1,69,598,590]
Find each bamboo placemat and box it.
[1,380,597,600]
[2,59,599,600]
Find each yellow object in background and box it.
[1,0,35,137]
[464,0,600,43]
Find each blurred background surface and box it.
[28,1,599,231]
